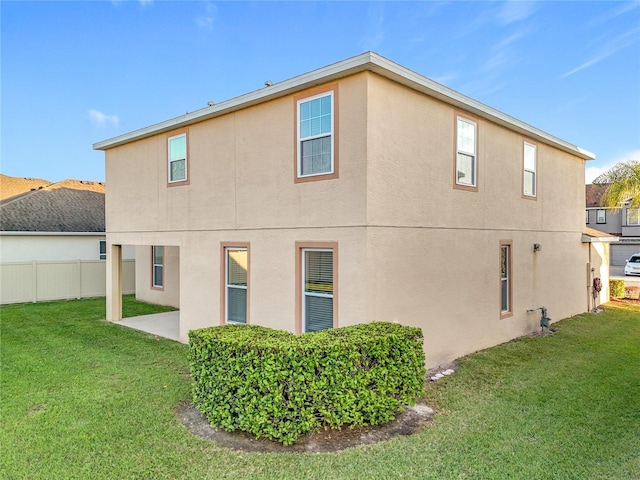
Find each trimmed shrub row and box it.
[610,279,625,299]
[188,322,426,445]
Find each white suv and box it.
[624,253,640,276]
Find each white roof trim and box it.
[582,233,620,243]
[93,52,595,160]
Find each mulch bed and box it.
[177,402,434,453]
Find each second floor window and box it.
[297,91,334,179]
[523,142,537,197]
[627,208,640,226]
[455,116,477,188]
[597,209,606,224]
[168,133,187,184]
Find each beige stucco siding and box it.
[365,73,585,234]
[234,77,368,229]
[176,227,367,342]
[363,73,588,367]
[105,140,162,233]
[586,242,611,308]
[105,74,368,236]
[365,227,587,367]
[134,245,180,308]
[365,74,453,227]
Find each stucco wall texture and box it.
[104,71,592,368]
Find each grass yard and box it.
[1,297,639,479]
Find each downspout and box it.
[587,242,595,312]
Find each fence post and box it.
[32,261,37,303]
[76,259,82,299]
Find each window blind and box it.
[303,249,333,332]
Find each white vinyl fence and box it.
[1,259,135,305]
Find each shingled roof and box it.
[0,174,51,200]
[0,176,105,232]
[585,183,609,208]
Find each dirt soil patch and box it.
[177,403,434,453]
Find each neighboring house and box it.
[94,52,609,368]
[0,176,134,303]
[585,183,640,265]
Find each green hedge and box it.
[188,322,426,445]
[610,279,625,299]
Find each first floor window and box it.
[302,248,334,332]
[523,142,537,197]
[500,242,512,316]
[455,116,477,188]
[225,247,248,324]
[597,209,606,224]
[99,240,107,260]
[168,133,187,183]
[152,246,164,288]
[627,208,640,226]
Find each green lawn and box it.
[2,297,639,479]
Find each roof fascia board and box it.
[93,51,595,160]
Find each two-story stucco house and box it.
[94,52,606,368]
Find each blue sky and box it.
[2,1,639,184]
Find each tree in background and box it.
[593,160,640,213]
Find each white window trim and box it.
[225,247,248,324]
[301,247,334,333]
[523,141,537,197]
[99,240,107,260]
[627,208,640,226]
[168,133,187,184]
[596,209,606,224]
[455,115,477,188]
[296,91,334,179]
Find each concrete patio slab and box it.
[118,311,180,341]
